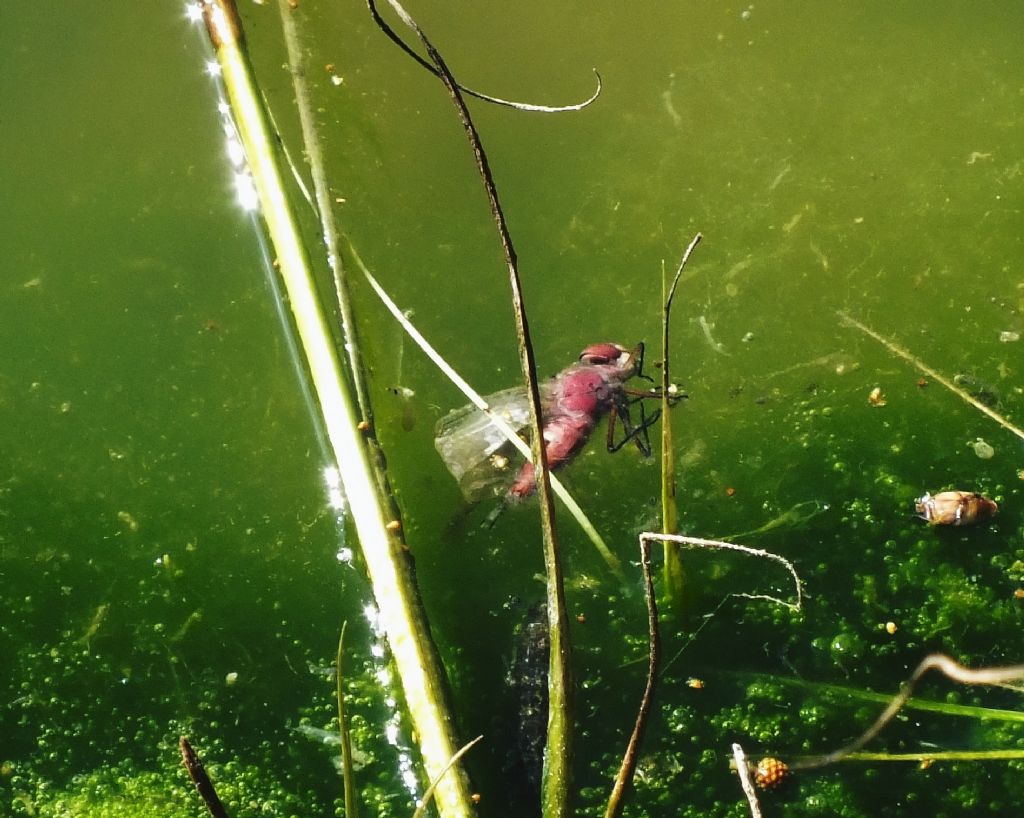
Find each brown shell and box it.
[915,491,998,526]
[754,757,790,790]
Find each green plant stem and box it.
[660,263,681,597]
[833,749,1024,762]
[199,4,475,816]
[794,653,1024,770]
[411,736,484,818]
[277,0,370,422]
[660,235,701,601]
[336,623,358,818]
[726,671,1024,724]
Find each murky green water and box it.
[2,3,1023,816]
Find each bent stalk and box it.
[660,235,702,602]
[372,2,576,814]
[604,536,661,818]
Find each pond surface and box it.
[2,2,1024,817]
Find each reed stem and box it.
[660,235,702,602]
[199,4,475,815]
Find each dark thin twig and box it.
[371,3,573,815]
[604,537,662,818]
[366,0,601,112]
[179,737,229,818]
[793,654,1024,770]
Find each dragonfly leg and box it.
[607,396,660,456]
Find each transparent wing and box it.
[434,386,548,500]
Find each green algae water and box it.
[2,3,1024,817]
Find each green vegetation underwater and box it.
[2,2,1024,817]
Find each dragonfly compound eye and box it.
[579,342,625,365]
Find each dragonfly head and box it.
[579,342,639,377]
[579,342,628,365]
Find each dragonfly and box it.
[434,342,679,501]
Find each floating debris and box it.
[953,373,1000,408]
[915,491,998,526]
[868,386,886,407]
[696,315,730,356]
[117,510,139,532]
[999,331,1020,343]
[970,438,995,459]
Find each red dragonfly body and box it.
[508,343,638,497]
[434,343,643,501]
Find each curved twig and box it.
[374,2,574,815]
[794,654,1024,770]
[640,532,803,612]
[367,0,602,112]
[604,536,661,818]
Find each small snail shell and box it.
[754,757,790,790]
[915,491,998,526]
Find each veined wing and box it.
[434,385,551,500]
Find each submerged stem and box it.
[838,311,1024,443]
[833,749,1024,763]
[179,737,229,818]
[199,4,475,815]
[725,670,1024,724]
[795,653,1024,770]
[278,0,371,422]
[336,623,358,818]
